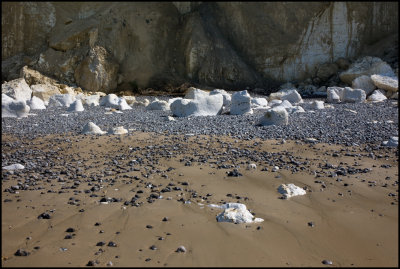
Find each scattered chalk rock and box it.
[100,94,120,108]
[68,99,84,112]
[108,126,128,135]
[3,163,25,170]
[326,87,344,103]
[339,56,395,85]
[2,78,32,102]
[118,97,132,110]
[251,97,269,109]
[258,106,288,126]
[28,96,46,110]
[2,96,30,118]
[170,94,223,117]
[215,203,264,224]
[146,99,170,111]
[311,100,325,110]
[48,94,76,107]
[277,184,306,199]
[382,136,398,148]
[268,99,283,107]
[367,90,387,102]
[351,75,376,96]
[82,94,100,106]
[342,87,366,103]
[370,74,398,93]
[81,122,106,135]
[230,90,253,115]
[210,89,231,106]
[279,89,303,104]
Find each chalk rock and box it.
[81,122,106,135]
[280,89,303,104]
[210,89,232,106]
[351,75,376,96]
[2,163,25,170]
[2,78,32,102]
[342,87,366,103]
[48,94,76,107]
[185,87,209,99]
[68,99,84,112]
[367,90,387,102]
[82,94,100,106]
[170,94,223,117]
[278,100,293,110]
[215,203,264,224]
[326,87,344,103]
[370,74,398,92]
[100,94,119,108]
[268,99,282,107]
[382,136,398,148]
[28,96,46,110]
[251,97,268,109]
[277,183,306,199]
[123,96,136,105]
[311,100,325,110]
[118,98,132,110]
[2,96,30,118]
[108,126,128,135]
[339,56,395,85]
[230,90,253,115]
[30,84,62,105]
[287,105,305,113]
[146,99,170,111]
[258,106,288,126]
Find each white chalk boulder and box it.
[311,100,325,110]
[185,87,209,99]
[82,94,100,106]
[268,99,283,107]
[68,99,84,112]
[2,163,25,170]
[210,89,232,106]
[108,126,128,135]
[28,96,46,110]
[251,97,269,110]
[215,203,264,224]
[351,75,376,96]
[367,90,387,102]
[339,56,395,85]
[31,84,61,105]
[280,89,303,104]
[170,94,223,117]
[48,94,76,107]
[118,97,132,110]
[370,74,398,93]
[2,78,32,102]
[2,95,30,118]
[146,99,170,111]
[342,87,366,103]
[382,136,398,148]
[230,90,253,115]
[100,94,120,108]
[81,122,106,135]
[258,106,288,126]
[326,87,344,103]
[277,184,306,199]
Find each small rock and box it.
[176,246,187,253]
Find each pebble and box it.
[176,246,187,253]
[14,249,30,256]
[322,259,333,265]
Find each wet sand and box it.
[1,132,398,267]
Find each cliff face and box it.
[2,2,398,93]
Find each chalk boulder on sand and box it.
[215,203,264,224]
[81,122,106,135]
[108,126,128,135]
[2,78,32,102]
[277,184,306,199]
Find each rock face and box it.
[2,2,398,91]
[74,46,119,93]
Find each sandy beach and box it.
[2,132,398,267]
